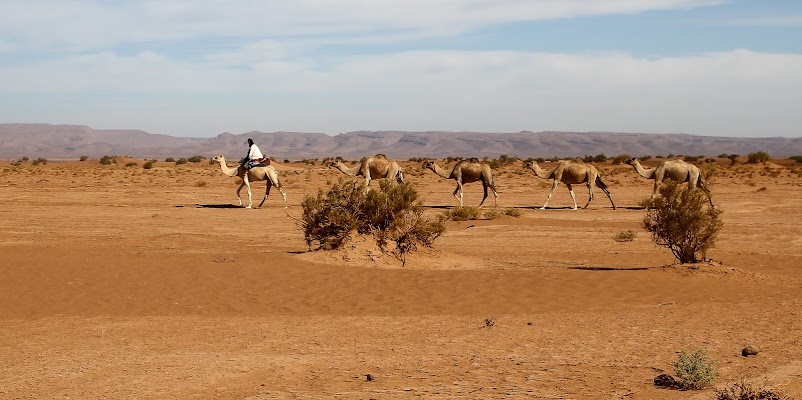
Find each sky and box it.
[1,0,801,138]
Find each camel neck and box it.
[631,160,656,179]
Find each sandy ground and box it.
[1,157,802,399]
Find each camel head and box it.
[211,155,224,164]
[421,160,435,171]
[624,157,637,166]
[325,156,344,169]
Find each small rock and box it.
[365,374,374,382]
[654,374,677,388]
[742,345,760,356]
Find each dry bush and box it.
[673,349,716,390]
[444,206,483,221]
[195,181,207,187]
[747,151,770,164]
[142,161,154,169]
[642,181,722,263]
[79,155,89,161]
[483,208,522,220]
[613,230,637,242]
[124,162,138,167]
[714,378,793,400]
[301,180,445,265]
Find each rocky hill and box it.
[2,123,801,159]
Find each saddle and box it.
[244,158,270,169]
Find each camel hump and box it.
[374,153,387,159]
[468,157,480,163]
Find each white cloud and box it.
[0,0,724,51]
[1,48,799,137]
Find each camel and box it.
[212,155,287,208]
[523,160,616,210]
[325,154,404,189]
[625,157,713,207]
[422,158,498,207]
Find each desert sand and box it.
[1,157,801,399]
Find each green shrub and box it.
[124,162,138,167]
[143,161,154,170]
[747,151,769,164]
[175,158,188,165]
[187,155,205,163]
[99,155,117,165]
[684,156,699,162]
[642,181,722,263]
[788,155,802,164]
[31,158,47,166]
[613,230,637,242]
[165,157,175,163]
[21,156,29,161]
[728,154,740,165]
[79,155,89,161]
[673,349,716,390]
[714,378,792,400]
[443,206,482,221]
[301,180,445,266]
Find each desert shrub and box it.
[788,155,802,163]
[714,378,793,400]
[673,349,716,390]
[301,180,445,265]
[99,155,117,165]
[485,208,523,219]
[124,162,138,167]
[747,151,770,164]
[10,161,21,167]
[31,158,47,166]
[443,206,482,221]
[684,156,699,162]
[284,159,291,164]
[610,154,631,165]
[582,154,608,163]
[728,154,740,165]
[21,156,29,161]
[640,155,652,161]
[175,157,188,165]
[165,157,175,162]
[79,155,89,161]
[195,181,207,187]
[613,230,637,242]
[642,181,722,263]
[483,209,503,220]
[143,161,154,169]
[187,155,205,163]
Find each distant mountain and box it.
[2,123,801,159]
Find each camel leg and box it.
[236,182,245,207]
[490,184,498,208]
[541,180,559,209]
[596,177,616,209]
[244,174,253,208]
[583,180,594,209]
[566,184,578,210]
[453,183,464,207]
[257,181,271,208]
[478,183,489,208]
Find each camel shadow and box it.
[194,203,243,209]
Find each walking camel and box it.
[212,155,287,208]
[523,160,616,210]
[325,154,404,189]
[624,157,713,207]
[422,159,498,207]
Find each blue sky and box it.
[1,0,801,137]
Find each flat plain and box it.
[1,157,801,399]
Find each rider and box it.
[241,138,267,170]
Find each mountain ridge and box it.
[2,123,800,159]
